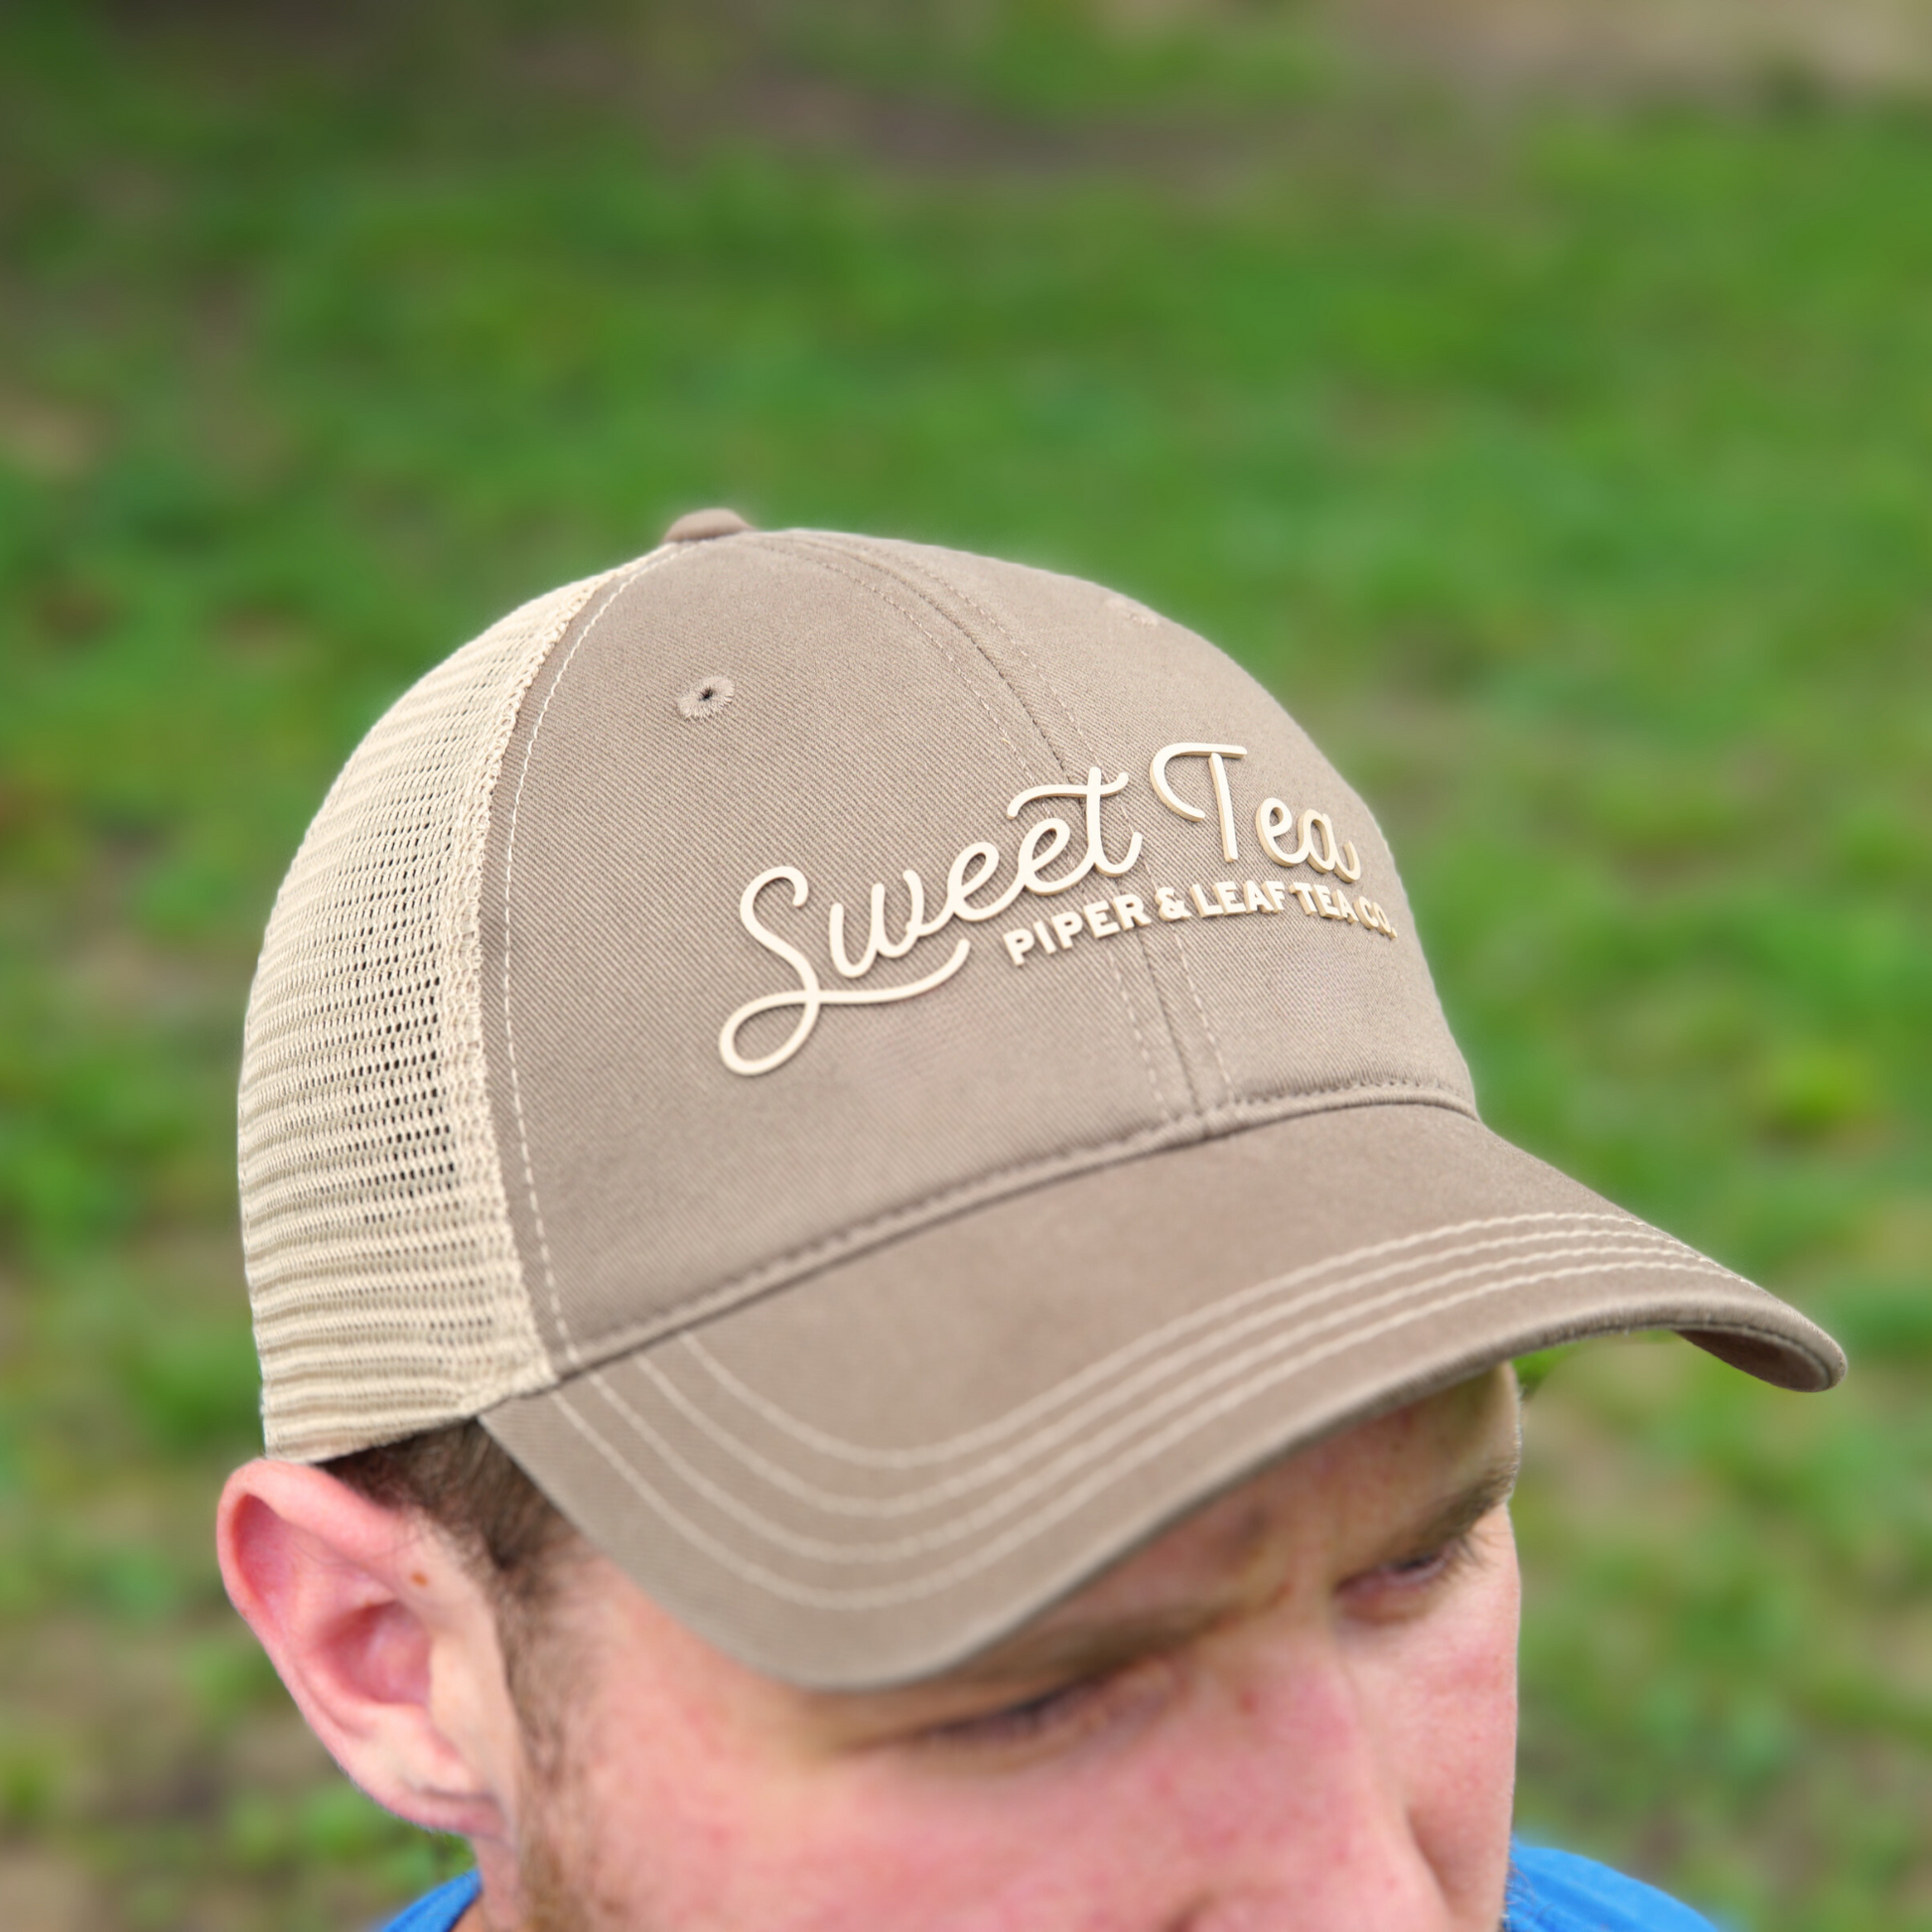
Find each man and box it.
[217,511,1844,1930]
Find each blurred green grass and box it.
[1,4,1928,1928]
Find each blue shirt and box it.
[374,1871,480,1932]
[375,1844,1720,1931]
[1510,1844,1722,1929]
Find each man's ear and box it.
[216,1459,518,1841]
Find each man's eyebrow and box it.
[926,1448,1525,1697]
[939,1601,1230,1694]
[1368,1449,1522,1572]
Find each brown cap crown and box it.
[239,527,1843,1686]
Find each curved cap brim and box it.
[484,1103,1844,1690]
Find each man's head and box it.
[221,1367,1523,1930]
[220,515,1841,1927]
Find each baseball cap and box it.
[237,513,1845,1689]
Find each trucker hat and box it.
[237,512,1845,1689]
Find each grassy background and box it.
[2,4,1928,1928]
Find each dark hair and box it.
[326,1420,583,1742]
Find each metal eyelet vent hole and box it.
[677,675,736,722]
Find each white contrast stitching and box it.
[641,1220,1684,1506]
[759,537,1174,1108]
[677,1209,1650,1464]
[554,1254,1748,1610]
[603,1243,1720,1562]
[1168,923,1234,1103]
[1107,952,1167,1109]
[759,537,1028,768]
[500,550,678,1369]
[834,536,1173,1117]
[564,1084,1478,1374]
[826,536,1068,770]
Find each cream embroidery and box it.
[1254,797,1361,880]
[720,767,1140,1075]
[1149,742,1247,862]
[719,743,1393,1075]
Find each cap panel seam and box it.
[842,537,1224,1114]
[1102,934,1167,1111]
[1166,927,1236,1105]
[526,1081,1479,1379]
[496,547,687,1373]
[756,532,1177,1121]
[743,534,1035,772]
[243,562,622,1456]
[854,542,1093,763]
[838,537,1204,1114]
[1125,940,1203,1113]
[788,533,1072,774]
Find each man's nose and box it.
[1151,1638,1453,1932]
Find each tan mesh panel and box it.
[238,570,618,1457]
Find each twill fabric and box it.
[242,524,1843,1689]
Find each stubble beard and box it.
[500,1677,655,1932]
[511,1775,650,1932]
[511,1807,588,1932]
[497,1645,1524,1932]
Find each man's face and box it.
[496,1366,1523,1932]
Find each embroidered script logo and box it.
[719,744,1395,1076]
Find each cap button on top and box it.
[663,507,755,543]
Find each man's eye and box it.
[916,1674,1115,1754]
[1342,1532,1477,1609]
[1386,1542,1460,1583]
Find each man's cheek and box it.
[709,1755,1200,1932]
[550,1733,1047,1932]
[752,1784,1105,1932]
[530,1687,805,1932]
[1384,1555,1522,1922]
